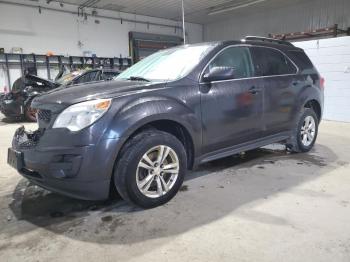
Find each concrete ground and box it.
[0,113,349,262]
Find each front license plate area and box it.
[7,148,24,171]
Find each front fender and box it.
[104,96,202,155]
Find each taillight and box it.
[320,77,325,90]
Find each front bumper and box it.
[8,126,122,200]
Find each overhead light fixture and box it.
[208,0,266,15]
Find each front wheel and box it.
[287,108,319,153]
[114,130,187,208]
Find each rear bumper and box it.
[10,126,123,200]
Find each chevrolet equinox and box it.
[8,36,324,208]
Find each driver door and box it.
[200,46,264,154]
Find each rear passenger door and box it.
[250,47,298,136]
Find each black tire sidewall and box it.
[115,131,187,208]
[296,108,319,152]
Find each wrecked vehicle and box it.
[8,37,323,208]
[0,69,120,121]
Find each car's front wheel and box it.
[114,130,187,208]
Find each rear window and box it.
[76,71,99,84]
[103,71,119,80]
[251,47,297,76]
[287,50,314,72]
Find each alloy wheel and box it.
[300,115,316,147]
[136,145,179,198]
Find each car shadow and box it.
[2,143,340,250]
[0,116,33,125]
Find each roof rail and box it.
[244,36,294,46]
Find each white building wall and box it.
[294,36,350,122]
[0,0,203,90]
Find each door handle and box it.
[248,86,260,95]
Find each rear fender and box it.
[293,83,323,122]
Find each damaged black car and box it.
[0,69,120,121]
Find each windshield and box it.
[116,44,216,81]
[55,71,84,85]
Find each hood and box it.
[25,74,59,88]
[32,80,164,112]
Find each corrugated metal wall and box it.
[204,0,350,41]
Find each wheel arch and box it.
[304,99,321,122]
[117,117,196,170]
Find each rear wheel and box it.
[114,130,187,208]
[287,108,318,153]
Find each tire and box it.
[114,130,187,208]
[287,108,319,153]
[24,99,37,122]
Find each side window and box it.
[76,71,99,84]
[251,47,297,76]
[287,50,314,73]
[208,47,253,79]
[102,71,119,80]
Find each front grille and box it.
[37,109,51,123]
[16,139,38,150]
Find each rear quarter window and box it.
[251,47,297,77]
[287,50,315,73]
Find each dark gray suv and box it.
[8,36,324,208]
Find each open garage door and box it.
[294,36,350,122]
[129,32,183,63]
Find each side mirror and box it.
[203,66,236,82]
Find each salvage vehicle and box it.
[0,69,120,121]
[8,37,324,208]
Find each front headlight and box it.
[53,99,111,131]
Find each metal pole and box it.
[181,0,186,44]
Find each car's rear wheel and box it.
[114,130,186,208]
[287,108,319,153]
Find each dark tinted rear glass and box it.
[103,71,119,80]
[251,47,297,76]
[287,50,314,72]
[76,71,99,84]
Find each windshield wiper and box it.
[126,76,151,82]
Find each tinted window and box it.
[287,50,314,72]
[76,71,99,84]
[251,47,297,76]
[208,46,253,79]
[102,71,119,80]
